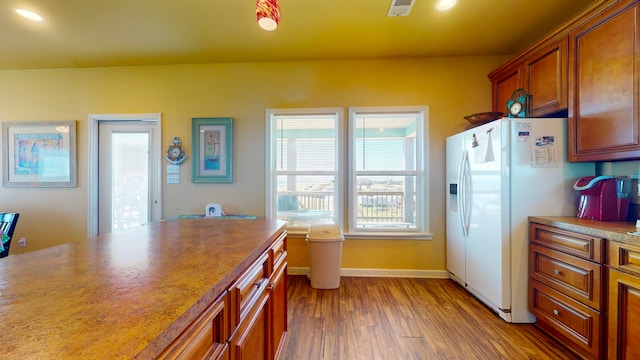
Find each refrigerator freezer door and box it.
[446,132,466,285]
[464,120,511,318]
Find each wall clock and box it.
[506,88,532,118]
[166,136,187,165]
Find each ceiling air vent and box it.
[387,0,416,16]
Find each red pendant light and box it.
[256,0,280,31]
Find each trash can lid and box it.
[306,224,344,241]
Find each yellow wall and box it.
[0,56,508,270]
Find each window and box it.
[348,107,428,236]
[265,108,343,232]
[266,106,429,238]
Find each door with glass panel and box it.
[98,122,155,235]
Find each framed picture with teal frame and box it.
[192,117,233,183]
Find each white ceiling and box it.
[0,0,595,70]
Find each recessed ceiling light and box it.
[435,0,457,11]
[15,8,44,22]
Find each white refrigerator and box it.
[445,117,594,323]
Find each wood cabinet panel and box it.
[159,293,229,360]
[489,37,568,118]
[226,233,287,360]
[490,64,522,114]
[529,223,604,262]
[524,38,568,117]
[530,279,603,359]
[608,240,640,360]
[568,1,640,161]
[229,291,269,360]
[230,253,269,330]
[530,244,602,309]
[608,268,640,360]
[610,241,640,276]
[268,232,286,277]
[269,260,287,360]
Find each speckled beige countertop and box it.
[529,216,640,246]
[0,218,286,359]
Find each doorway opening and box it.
[88,113,162,237]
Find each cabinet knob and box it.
[553,269,560,275]
[553,309,559,316]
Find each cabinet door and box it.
[608,268,640,360]
[158,292,229,360]
[269,260,287,360]
[229,291,269,360]
[568,1,640,161]
[490,63,523,114]
[524,37,568,117]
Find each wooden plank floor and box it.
[282,275,580,360]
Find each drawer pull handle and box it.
[553,269,560,275]
[553,309,559,316]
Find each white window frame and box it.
[347,106,430,239]
[265,108,344,234]
[265,106,431,240]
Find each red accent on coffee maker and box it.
[574,176,628,221]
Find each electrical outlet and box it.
[18,238,26,247]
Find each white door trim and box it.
[88,113,162,237]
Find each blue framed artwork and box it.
[192,117,233,183]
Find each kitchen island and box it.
[0,217,287,359]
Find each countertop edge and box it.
[529,216,640,246]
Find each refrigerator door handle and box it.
[457,151,466,236]
[458,149,472,238]
[460,149,472,237]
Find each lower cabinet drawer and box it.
[230,253,269,330]
[530,244,602,310]
[529,223,603,262]
[529,279,603,359]
[609,240,640,276]
[269,232,287,275]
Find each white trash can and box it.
[306,224,344,289]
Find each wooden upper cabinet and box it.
[489,37,568,118]
[524,38,568,117]
[568,0,640,161]
[490,62,522,115]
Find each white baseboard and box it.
[288,266,449,279]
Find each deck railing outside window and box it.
[277,191,412,228]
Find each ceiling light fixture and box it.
[435,0,457,12]
[256,0,280,31]
[14,8,43,22]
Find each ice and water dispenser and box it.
[573,175,631,221]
